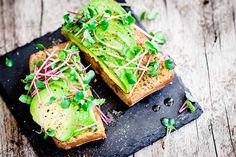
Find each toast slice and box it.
[29,42,106,150]
[62,28,174,106]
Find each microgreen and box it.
[88,7,96,18]
[147,60,160,77]
[36,43,46,51]
[105,9,112,16]
[100,19,109,31]
[60,97,71,109]
[34,60,41,67]
[36,80,45,89]
[5,57,13,67]
[49,96,56,102]
[140,11,146,21]
[58,50,68,61]
[73,91,84,104]
[22,74,34,83]
[121,11,136,25]
[44,128,55,139]
[70,70,77,81]
[24,83,30,90]
[133,46,142,55]
[63,14,74,24]
[19,94,32,105]
[150,31,166,45]
[87,20,97,30]
[165,58,175,70]
[93,98,105,106]
[83,70,95,84]
[161,117,176,135]
[179,92,196,113]
[144,41,158,55]
[82,101,93,111]
[83,30,95,45]
[125,72,136,84]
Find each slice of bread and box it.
[62,28,174,106]
[29,42,106,150]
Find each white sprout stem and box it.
[106,14,126,21]
[93,31,122,51]
[129,57,152,96]
[110,65,148,71]
[45,81,52,96]
[74,123,97,133]
[66,62,85,91]
[74,27,84,36]
[118,50,148,71]
[27,47,58,94]
[107,52,124,60]
[132,24,162,43]
[64,43,69,50]
[43,59,60,70]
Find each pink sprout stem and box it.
[178,101,188,113]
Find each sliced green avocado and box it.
[30,80,96,142]
[62,0,138,93]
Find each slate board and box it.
[0,2,203,157]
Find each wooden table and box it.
[0,0,235,156]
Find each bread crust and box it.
[29,42,106,150]
[62,28,174,106]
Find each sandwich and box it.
[19,42,108,150]
[61,0,175,106]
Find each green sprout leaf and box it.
[144,41,158,55]
[83,29,95,44]
[186,100,196,112]
[122,12,136,25]
[150,31,166,45]
[22,74,34,83]
[100,19,109,31]
[60,97,71,109]
[125,72,137,84]
[36,43,46,51]
[93,98,105,106]
[82,101,93,111]
[49,96,56,102]
[36,80,45,89]
[5,57,13,68]
[88,20,97,31]
[161,118,169,127]
[165,58,175,70]
[140,11,147,21]
[44,128,55,139]
[148,60,160,77]
[73,91,84,104]
[19,94,32,105]
[58,50,68,61]
[105,9,112,16]
[24,83,30,90]
[63,14,73,24]
[70,70,77,81]
[147,10,158,20]
[88,7,95,18]
[83,70,95,84]
[133,46,142,55]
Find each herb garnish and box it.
[5,57,13,67]
[44,128,55,139]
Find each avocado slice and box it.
[62,0,139,93]
[30,80,96,142]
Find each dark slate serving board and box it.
[0,2,203,157]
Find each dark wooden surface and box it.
[0,0,235,156]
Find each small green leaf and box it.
[19,94,32,105]
[70,70,77,81]
[24,83,30,90]
[88,20,97,30]
[144,41,158,55]
[83,30,95,44]
[98,55,106,62]
[36,43,46,51]
[82,101,93,111]
[161,118,169,127]
[93,98,105,106]
[44,128,55,139]
[133,46,142,55]
[82,40,92,47]
[165,58,175,70]
[5,57,13,67]
[100,19,109,31]
[60,97,71,109]
[88,7,95,18]
[34,60,40,67]
[186,100,196,112]
[83,70,95,84]
[63,14,73,24]
[147,10,158,20]
[36,80,45,89]
[22,74,34,83]
[105,9,112,16]
[73,91,84,104]
[140,11,146,21]
[58,50,68,61]
[125,72,136,84]
[70,44,79,52]
[49,96,56,102]
[168,118,175,126]
[148,60,160,77]
[122,12,136,25]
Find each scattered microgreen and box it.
[150,31,166,45]
[93,98,105,106]
[100,19,109,31]
[36,80,45,89]
[19,94,32,105]
[83,30,95,45]
[83,70,95,84]
[140,11,147,21]
[165,58,175,70]
[73,91,84,104]
[87,20,97,30]
[49,96,56,102]
[147,10,158,20]
[44,128,55,139]
[36,43,46,51]
[22,74,34,83]
[148,60,160,77]
[144,41,158,55]
[121,11,136,25]
[161,117,176,135]
[60,97,71,109]
[5,57,13,67]
[24,83,30,90]
[88,7,96,18]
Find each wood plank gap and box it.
[39,0,44,36]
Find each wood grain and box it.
[0,0,235,156]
